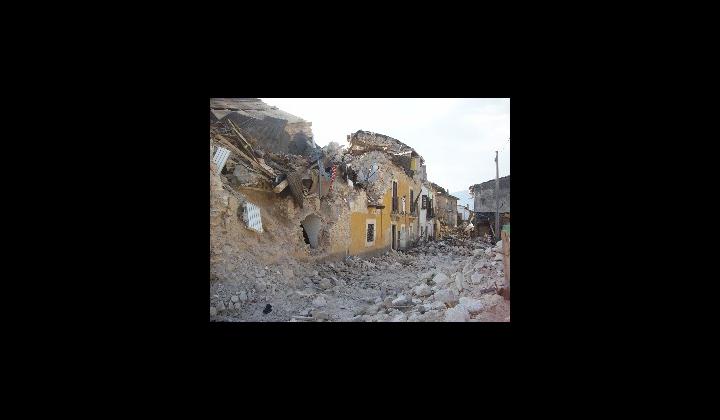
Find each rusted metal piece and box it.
[502,229,510,300]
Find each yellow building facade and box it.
[348,167,422,256]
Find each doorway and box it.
[301,214,322,249]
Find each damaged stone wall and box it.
[347,162,423,256]
[345,151,396,205]
[211,160,357,284]
[470,176,510,213]
[210,99,359,284]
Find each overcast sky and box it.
[261,98,510,194]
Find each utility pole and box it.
[495,150,500,242]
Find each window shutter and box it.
[213,146,231,171]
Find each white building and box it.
[457,204,470,222]
[418,183,434,241]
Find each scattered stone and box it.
[473,248,483,256]
[392,295,410,306]
[312,296,327,307]
[257,269,266,278]
[372,313,390,322]
[433,272,451,287]
[210,306,217,316]
[445,306,470,322]
[283,268,294,279]
[434,289,459,306]
[481,294,504,308]
[411,298,422,305]
[312,310,329,320]
[364,304,380,315]
[218,301,226,311]
[407,312,422,322]
[463,262,473,274]
[470,273,484,284]
[459,297,483,314]
[390,312,407,322]
[454,272,465,292]
[319,278,333,289]
[231,295,239,303]
[383,297,394,309]
[494,253,504,261]
[485,248,493,256]
[413,284,433,297]
[419,270,435,280]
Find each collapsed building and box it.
[209,99,510,322]
[344,130,429,253]
[210,99,441,283]
[469,175,510,239]
[429,182,459,236]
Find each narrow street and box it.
[210,234,509,322]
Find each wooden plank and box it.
[257,158,276,177]
[272,179,289,193]
[227,119,255,149]
[215,135,273,178]
[216,131,260,166]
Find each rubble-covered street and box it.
[209,98,510,322]
[210,235,509,322]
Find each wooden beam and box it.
[272,179,289,193]
[215,135,273,179]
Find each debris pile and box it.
[210,235,509,322]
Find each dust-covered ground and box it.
[210,235,510,322]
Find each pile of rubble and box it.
[210,236,509,322]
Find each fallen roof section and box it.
[469,175,510,194]
[210,98,308,125]
[348,130,423,161]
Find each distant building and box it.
[469,176,510,238]
[457,204,470,222]
[430,182,458,230]
[470,175,510,213]
[418,183,435,242]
